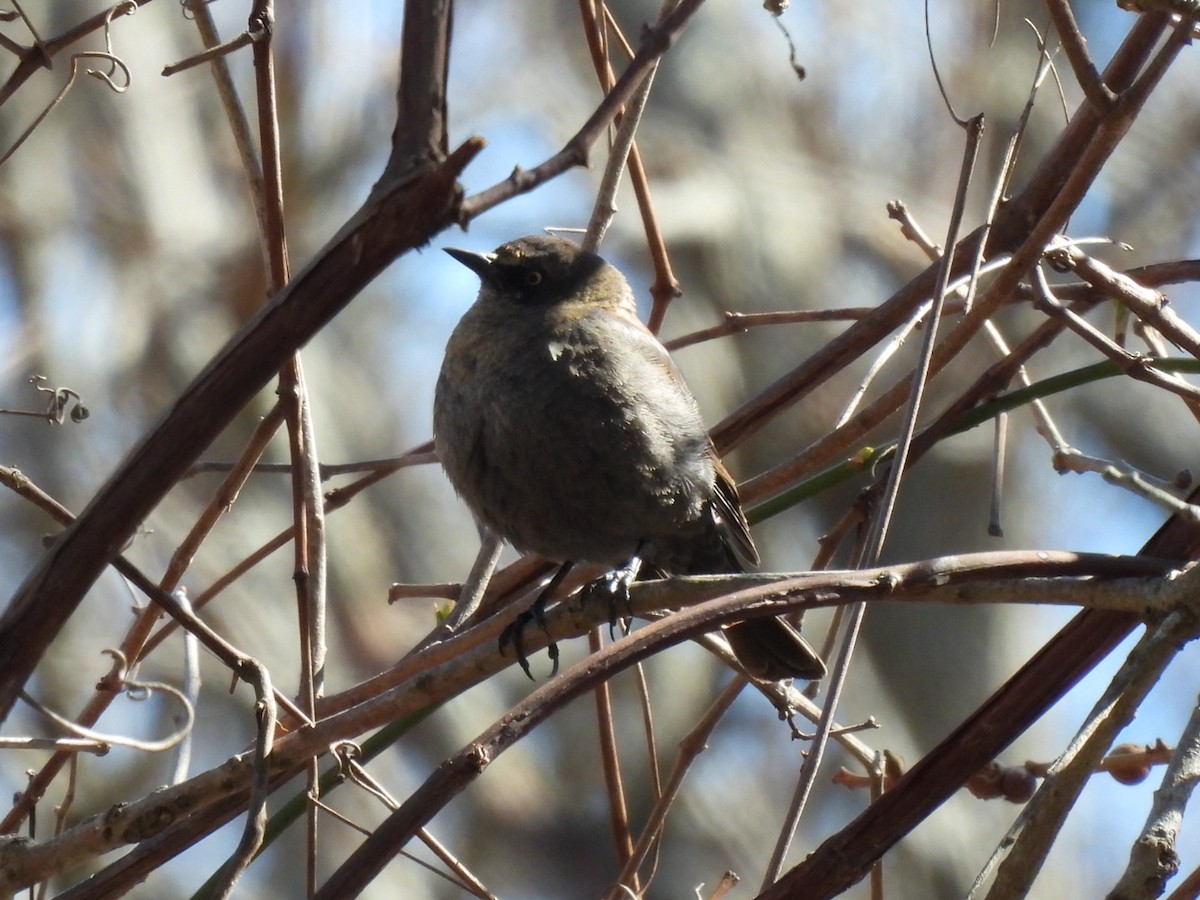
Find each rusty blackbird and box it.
[433,234,824,681]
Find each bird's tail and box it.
[723,618,826,681]
[677,536,826,681]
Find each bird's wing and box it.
[579,305,711,431]
[711,454,759,566]
[584,305,759,565]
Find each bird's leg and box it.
[499,560,574,680]
[442,530,504,632]
[598,549,643,639]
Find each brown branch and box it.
[0,0,466,723]
[161,23,261,77]
[589,631,638,890]
[0,549,1182,892]
[897,267,1200,495]
[0,405,283,835]
[729,12,1184,508]
[756,20,1192,893]
[710,11,1177,463]
[608,677,746,897]
[0,136,478,726]
[1112,710,1200,896]
[0,0,151,106]
[1054,244,1200,358]
[1030,262,1200,414]
[770,411,1199,898]
[139,443,435,660]
[666,254,1200,356]
[665,309,879,351]
[575,0,681,331]
[984,610,1192,897]
[1045,0,1118,108]
[306,552,1191,898]
[207,659,277,900]
[459,0,709,221]
[383,0,451,181]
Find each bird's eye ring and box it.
[525,271,543,286]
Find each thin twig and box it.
[1044,0,1118,108]
[0,550,1186,893]
[1030,262,1200,416]
[583,60,657,253]
[765,113,987,890]
[590,630,637,888]
[0,738,107,754]
[608,676,747,897]
[0,467,308,834]
[1109,695,1200,898]
[208,659,277,900]
[460,0,709,220]
[974,611,1194,899]
[440,531,505,631]
[162,28,259,77]
[1052,241,1200,358]
[143,444,435,658]
[171,590,201,785]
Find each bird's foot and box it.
[498,562,572,680]
[499,605,558,680]
[591,555,642,640]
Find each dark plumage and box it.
[433,235,823,680]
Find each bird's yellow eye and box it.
[526,271,543,286]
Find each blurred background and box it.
[1,1,1198,897]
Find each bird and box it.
[433,234,825,681]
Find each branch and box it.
[459,0,708,220]
[767,463,1200,898]
[978,610,1193,897]
[1045,0,1118,108]
[0,139,479,725]
[0,0,150,106]
[1109,693,1200,897]
[0,550,1185,893]
[709,10,1178,461]
[383,0,451,180]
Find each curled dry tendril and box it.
[0,1,137,165]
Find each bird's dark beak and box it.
[444,247,496,281]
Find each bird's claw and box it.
[499,597,559,680]
[498,612,534,680]
[591,559,640,640]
